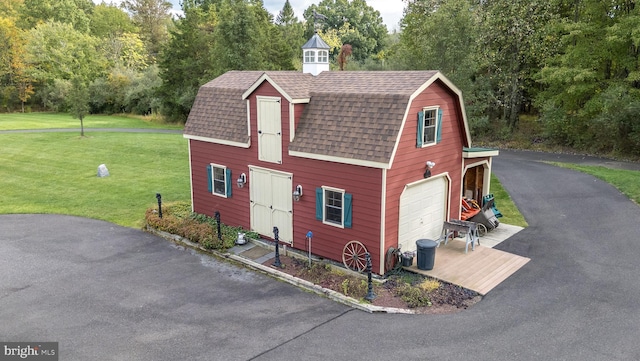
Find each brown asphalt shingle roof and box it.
[184,71,263,143]
[289,71,438,164]
[185,70,440,165]
[257,72,314,100]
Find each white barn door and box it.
[249,167,293,243]
[257,96,282,164]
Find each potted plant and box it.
[401,251,415,267]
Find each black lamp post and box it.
[272,226,282,268]
[364,252,376,301]
[155,193,162,218]
[214,211,222,240]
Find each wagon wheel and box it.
[476,223,488,237]
[342,240,368,272]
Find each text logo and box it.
[0,343,57,361]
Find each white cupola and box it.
[302,33,330,76]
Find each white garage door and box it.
[398,176,448,252]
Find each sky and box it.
[263,0,406,31]
[93,0,406,31]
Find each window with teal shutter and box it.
[417,111,424,147]
[436,108,443,143]
[344,193,352,228]
[207,164,213,193]
[317,186,352,228]
[315,188,323,220]
[208,163,231,197]
[417,107,441,147]
[225,168,232,197]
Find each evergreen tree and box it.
[157,4,218,121]
[276,0,305,68]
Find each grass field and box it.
[0,132,189,228]
[0,112,183,130]
[550,163,640,205]
[489,174,528,227]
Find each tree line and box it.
[1,0,639,156]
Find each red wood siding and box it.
[190,139,251,227]
[463,157,490,168]
[384,80,466,252]
[190,80,385,273]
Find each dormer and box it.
[302,33,330,76]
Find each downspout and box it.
[187,140,194,212]
[379,168,387,275]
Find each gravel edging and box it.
[145,226,415,314]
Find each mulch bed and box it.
[261,255,481,314]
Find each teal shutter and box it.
[207,164,212,193]
[315,187,323,220]
[344,193,353,228]
[436,109,443,143]
[417,111,424,147]
[225,168,232,197]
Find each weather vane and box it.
[313,9,327,32]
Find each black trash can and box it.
[416,239,437,270]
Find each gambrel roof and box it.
[184,71,263,146]
[184,70,471,168]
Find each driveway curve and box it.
[1,150,639,360]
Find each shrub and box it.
[395,283,432,308]
[340,278,369,298]
[145,201,252,251]
[419,279,441,293]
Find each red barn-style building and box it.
[184,36,498,275]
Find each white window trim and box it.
[210,163,228,198]
[304,50,315,63]
[318,50,328,63]
[322,186,345,228]
[421,106,440,148]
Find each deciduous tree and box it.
[89,3,136,38]
[303,0,387,62]
[18,0,93,32]
[25,21,106,109]
[68,76,89,136]
[123,0,172,61]
[476,0,556,129]
[0,16,33,112]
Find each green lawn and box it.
[0,132,190,228]
[490,174,528,227]
[550,162,640,205]
[0,112,183,130]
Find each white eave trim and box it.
[289,150,390,169]
[463,149,500,158]
[183,133,250,148]
[242,73,309,104]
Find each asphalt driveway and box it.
[1,149,639,360]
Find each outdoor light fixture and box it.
[236,173,246,188]
[424,161,436,178]
[293,185,303,202]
